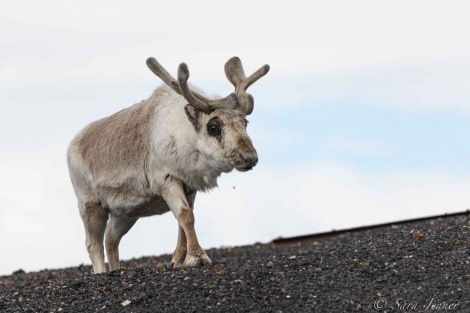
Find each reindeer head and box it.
[146,56,269,172]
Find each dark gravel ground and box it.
[1,212,469,313]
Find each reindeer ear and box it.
[184,104,201,131]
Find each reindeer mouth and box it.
[235,165,254,172]
[231,149,258,172]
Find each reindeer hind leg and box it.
[105,215,137,271]
[80,200,109,274]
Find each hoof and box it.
[171,248,187,268]
[170,260,184,268]
[183,252,212,267]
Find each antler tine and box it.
[225,57,270,115]
[243,64,270,90]
[146,57,181,94]
[225,57,270,92]
[177,63,212,113]
[225,57,246,93]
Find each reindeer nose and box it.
[236,150,258,172]
[235,137,258,171]
[247,151,258,168]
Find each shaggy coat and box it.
[68,57,269,273]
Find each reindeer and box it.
[67,56,269,273]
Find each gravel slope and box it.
[0,213,469,312]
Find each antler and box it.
[224,57,270,115]
[146,57,181,94]
[176,62,239,113]
[146,57,269,115]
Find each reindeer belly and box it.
[119,196,170,217]
[107,194,170,218]
[95,182,170,218]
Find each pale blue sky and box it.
[255,67,470,174]
[1,0,470,275]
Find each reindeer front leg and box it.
[171,225,188,267]
[162,177,211,267]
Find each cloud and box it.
[285,162,469,230]
[322,138,401,158]
[2,0,470,85]
[255,60,470,117]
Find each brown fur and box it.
[237,136,255,154]
[78,101,154,177]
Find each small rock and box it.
[121,300,131,307]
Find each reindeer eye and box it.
[207,118,221,138]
